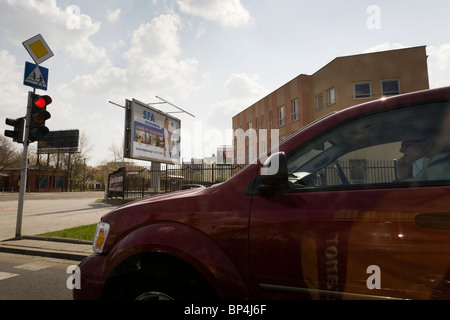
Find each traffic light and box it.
[28,93,51,142]
[4,117,25,143]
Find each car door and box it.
[249,100,450,299]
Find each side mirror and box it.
[256,152,288,196]
[261,152,288,184]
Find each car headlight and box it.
[93,221,110,254]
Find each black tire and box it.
[104,257,217,300]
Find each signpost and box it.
[23,61,49,91]
[15,34,53,238]
[22,34,54,65]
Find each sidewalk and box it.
[0,236,92,261]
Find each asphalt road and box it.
[0,251,78,300]
[0,191,118,240]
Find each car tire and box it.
[104,258,217,300]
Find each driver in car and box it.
[398,130,450,181]
[397,132,432,180]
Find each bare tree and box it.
[0,136,22,170]
[62,132,93,191]
[108,141,125,164]
[26,131,94,191]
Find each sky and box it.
[1,0,450,167]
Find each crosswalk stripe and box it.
[0,271,19,280]
[14,262,54,271]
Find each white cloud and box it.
[428,44,450,72]
[107,8,121,22]
[0,50,27,115]
[58,60,127,99]
[182,72,268,157]
[225,73,267,101]
[122,13,201,99]
[364,42,406,53]
[203,73,268,133]
[427,44,450,88]
[0,0,106,64]
[123,13,182,64]
[177,0,252,28]
[209,72,268,120]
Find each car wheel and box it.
[135,292,174,300]
[105,259,216,300]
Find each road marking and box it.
[14,261,54,271]
[0,271,19,280]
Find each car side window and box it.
[286,101,450,190]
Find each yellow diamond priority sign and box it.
[22,34,54,65]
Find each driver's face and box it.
[399,139,428,164]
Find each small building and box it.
[0,166,69,192]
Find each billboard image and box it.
[216,145,234,165]
[125,99,181,164]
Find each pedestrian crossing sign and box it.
[23,61,49,91]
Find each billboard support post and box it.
[150,162,161,193]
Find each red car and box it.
[74,87,450,300]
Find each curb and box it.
[18,235,92,245]
[0,236,92,261]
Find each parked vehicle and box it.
[74,86,450,300]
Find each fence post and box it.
[165,164,168,193]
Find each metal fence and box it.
[108,159,398,200]
[325,159,397,185]
[109,163,247,200]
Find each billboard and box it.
[216,145,233,165]
[124,99,181,164]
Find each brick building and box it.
[0,166,68,192]
[232,46,430,162]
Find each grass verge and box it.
[39,224,97,242]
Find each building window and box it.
[291,99,299,122]
[381,79,400,96]
[316,94,324,111]
[354,82,372,99]
[327,88,335,106]
[277,105,285,127]
[260,115,265,129]
[246,121,252,130]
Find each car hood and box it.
[119,186,208,209]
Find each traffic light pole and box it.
[15,91,33,238]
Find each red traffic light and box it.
[33,95,52,109]
[28,92,52,143]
